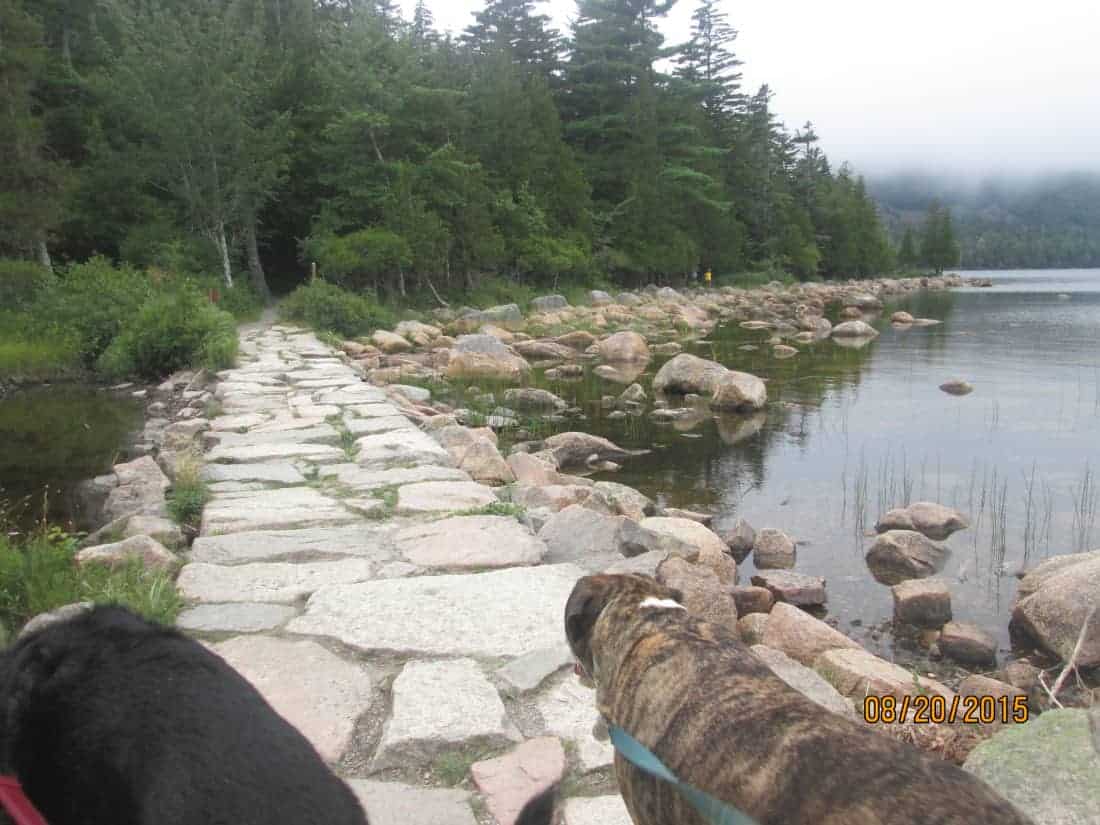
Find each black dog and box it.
[0,606,365,825]
[0,606,555,825]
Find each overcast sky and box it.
[400,0,1100,179]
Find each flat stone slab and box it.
[201,462,307,485]
[496,644,574,697]
[210,424,339,446]
[355,430,453,468]
[343,416,415,436]
[317,386,388,405]
[210,636,372,763]
[344,403,405,419]
[394,516,544,569]
[287,564,585,657]
[396,481,498,514]
[190,524,394,565]
[178,559,375,604]
[206,442,345,464]
[200,487,358,535]
[319,463,470,492]
[176,603,298,633]
[209,413,270,431]
[563,796,632,825]
[349,781,475,825]
[536,678,612,772]
[472,738,566,825]
[373,659,520,771]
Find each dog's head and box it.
[564,574,683,685]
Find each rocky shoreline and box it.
[37,276,1099,823]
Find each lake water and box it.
[521,269,1100,666]
[0,386,144,533]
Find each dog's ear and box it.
[666,587,684,604]
[564,576,615,673]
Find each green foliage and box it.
[0,259,55,310]
[96,286,239,379]
[279,279,395,338]
[166,459,211,529]
[0,528,181,640]
[920,201,961,275]
[304,227,412,291]
[455,501,526,519]
[213,282,265,321]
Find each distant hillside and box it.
[868,172,1100,269]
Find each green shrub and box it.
[0,528,181,640]
[214,281,266,320]
[42,257,154,365]
[0,259,56,311]
[0,337,78,380]
[96,286,238,379]
[279,279,394,338]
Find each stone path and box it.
[178,324,626,825]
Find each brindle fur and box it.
[565,575,1034,825]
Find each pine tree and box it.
[675,0,743,135]
[897,227,917,269]
[920,201,961,274]
[463,0,561,76]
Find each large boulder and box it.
[592,481,653,521]
[656,556,739,635]
[537,506,633,568]
[891,578,952,628]
[652,353,729,396]
[542,432,633,469]
[710,371,767,412]
[875,501,970,540]
[814,648,954,701]
[761,603,861,667]
[530,295,569,312]
[103,456,171,521]
[964,709,1100,825]
[446,336,531,381]
[512,340,577,361]
[75,535,179,572]
[939,621,998,667]
[597,331,650,363]
[502,388,568,412]
[865,530,949,585]
[372,330,412,354]
[751,571,826,607]
[455,438,515,486]
[753,528,796,569]
[831,320,879,338]
[1011,550,1100,667]
[638,517,736,583]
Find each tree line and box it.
[2,0,899,300]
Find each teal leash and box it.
[608,724,761,825]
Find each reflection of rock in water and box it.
[716,411,766,445]
[832,335,875,351]
[592,362,647,385]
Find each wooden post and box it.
[311,261,317,281]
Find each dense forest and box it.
[870,171,1100,270]
[1,0,898,299]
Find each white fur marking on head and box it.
[639,597,686,611]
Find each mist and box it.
[402,0,1100,178]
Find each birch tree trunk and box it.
[243,216,271,301]
[36,239,52,272]
[216,222,233,288]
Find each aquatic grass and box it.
[1070,463,1098,552]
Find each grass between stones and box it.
[0,528,182,644]
[453,502,526,520]
[431,746,500,787]
[167,456,211,530]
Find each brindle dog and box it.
[564,574,1034,825]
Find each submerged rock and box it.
[939,379,974,396]
[542,431,633,469]
[865,530,949,585]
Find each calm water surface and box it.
[527,269,1100,662]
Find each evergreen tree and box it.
[676,0,743,135]
[920,201,961,274]
[463,0,561,77]
[897,227,917,269]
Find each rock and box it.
[103,456,171,521]
[456,438,515,485]
[19,602,94,640]
[602,551,668,577]
[652,353,729,396]
[598,331,650,362]
[660,507,712,525]
[1012,552,1100,666]
[721,518,756,562]
[75,535,179,572]
[538,506,633,568]
[865,530,950,585]
[750,646,855,718]
[178,559,374,604]
[891,311,915,324]
[506,452,588,488]
[373,659,519,771]
[355,429,453,469]
[617,383,647,407]
[711,372,768,412]
[371,330,412,353]
[536,679,612,772]
[593,481,653,520]
[531,295,569,312]
[815,648,954,700]
[503,387,568,412]
[738,613,770,645]
[656,556,739,634]
[638,517,735,583]
[751,571,826,607]
[446,336,531,381]
[762,602,861,666]
[958,674,1026,703]
[588,290,613,306]
[496,644,574,697]
[396,481,498,514]
[349,781,475,825]
[210,636,372,762]
[964,709,1099,825]
[512,484,593,513]
[563,796,633,825]
[176,603,297,633]
[395,319,442,343]
[773,344,798,359]
[514,340,577,361]
[201,460,306,485]
[876,501,970,540]
[542,431,633,469]
[206,441,346,465]
[73,473,118,524]
[200,487,359,535]
[730,585,774,615]
[394,516,544,570]
[1000,660,1042,693]
[891,578,953,628]
[939,621,998,666]
[82,513,184,551]
[831,320,879,338]
[389,384,430,403]
[555,330,597,350]
[592,363,645,385]
[753,528,796,569]
[287,564,585,658]
[189,524,393,565]
[940,379,974,396]
[472,738,566,825]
